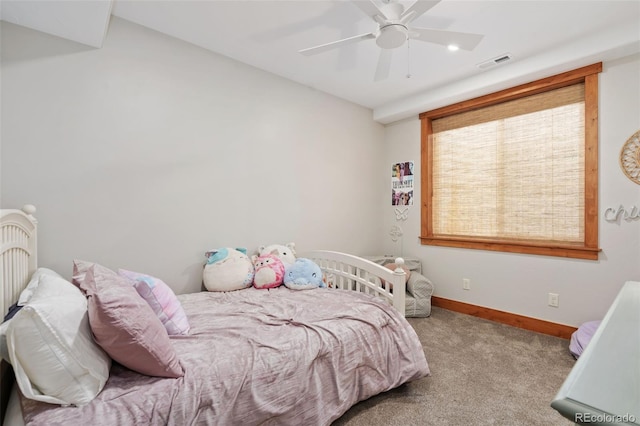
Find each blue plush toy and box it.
[283,258,326,290]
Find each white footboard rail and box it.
[302,250,407,316]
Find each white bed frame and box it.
[304,250,407,316]
[1,205,37,426]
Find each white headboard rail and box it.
[0,205,37,316]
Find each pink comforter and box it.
[20,287,429,425]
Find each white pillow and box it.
[1,268,65,365]
[17,267,64,306]
[7,272,111,405]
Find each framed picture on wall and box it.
[391,161,414,206]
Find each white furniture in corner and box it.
[551,281,640,425]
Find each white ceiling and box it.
[2,1,639,123]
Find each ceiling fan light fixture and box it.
[299,0,486,81]
[376,24,408,49]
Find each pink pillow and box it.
[118,269,190,335]
[383,263,411,283]
[72,261,184,378]
[72,259,99,290]
[381,263,411,293]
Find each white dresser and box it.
[551,281,640,425]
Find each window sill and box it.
[419,236,600,260]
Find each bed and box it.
[0,206,430,425]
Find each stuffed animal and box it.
[251,254,285,289]
[283,258,326,290]
[203,247,254,292]
[258,243,297,267]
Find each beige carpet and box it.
[334,307,576,426]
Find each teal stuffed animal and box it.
[283,258,326,290]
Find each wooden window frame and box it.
[419,63,602,260]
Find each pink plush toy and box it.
[252,254,285,289]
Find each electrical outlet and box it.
[548,293,559,307]
[463,278,471,290]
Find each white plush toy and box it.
[203,247,254,292]
[257,242,297,267]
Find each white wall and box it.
[2,16,638,327]
[0,17,386,294]
[383,53,640,327]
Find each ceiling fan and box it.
[299,0,484,81]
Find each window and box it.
[420,63,601,260]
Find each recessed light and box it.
[447,44,459,52]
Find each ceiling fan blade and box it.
[409,27,484,51]
[374,49,393,82]
[351,0,388,22]
[299,32,376,56]
[402,0,441,23]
